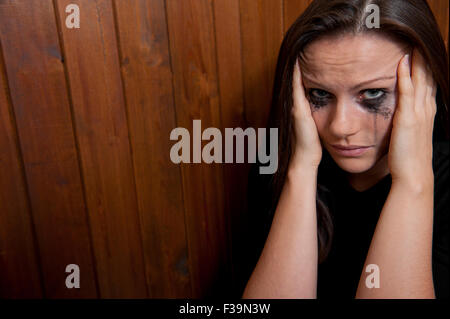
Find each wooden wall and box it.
[0,0,448,298]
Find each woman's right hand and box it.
[290,59,323,169]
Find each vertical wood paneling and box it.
[0,41,42,298]
[0,0,97,298]
[113,0,191,297]
[166,0,231,297]
[284,0,312,33]
[239,0,284,129]
[55,0,147,298]
[212,0,249,296]
[428,0,449,49]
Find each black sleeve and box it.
[432,140,449,299]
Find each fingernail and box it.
[403,54,410,65]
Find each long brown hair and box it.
[264,0,449,263]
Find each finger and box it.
[292,59,310,116]
[397,53,414,114]
[424,64,432,112]
[427,65,437,99]
[432,80,437,98]
[425,56,438,119]
[411,49,427,107]
[428,80,438,118]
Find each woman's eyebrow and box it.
[351,76,396,90]
[303,75,396,90]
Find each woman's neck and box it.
[346,154,390,192]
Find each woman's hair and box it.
[264,0,449,263]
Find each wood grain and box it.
[55,0,147,298]
[0,36,42,299]
[113,0,191,297]
[166,0,231,298]
[284,0,313,33]
[0,0,97,298]
[428,0,449,49]
[239,0,284,129]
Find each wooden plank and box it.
[284,0,312,33]
[112,0,191,297]
[239,0,284,129]
[0,40,42,298]
[55,0,147,298]
[166,0,232,297]
[428,0,449,49]
[212,0,250,296]
[0,0,97,298]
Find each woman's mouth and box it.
[330,144,373,157]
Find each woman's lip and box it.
[330,145,372,157]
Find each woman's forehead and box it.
[300,33,405,88]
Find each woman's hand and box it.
[290,59,322,169]
[388,48,437,190]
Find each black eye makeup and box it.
[358,89,389,112]
[306,88,390,113]
[306,89,330,108]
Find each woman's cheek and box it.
[372,101,396,150]
[311,110,326,133]
[381,92,398,120]
[370,92,396,121]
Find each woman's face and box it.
[300,33,408,175]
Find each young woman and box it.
[241,0,448,299]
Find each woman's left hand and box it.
[388,48,437,190]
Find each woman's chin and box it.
[331,156,376,174]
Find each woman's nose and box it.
[327,100,360,137]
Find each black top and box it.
[240,140,449,298]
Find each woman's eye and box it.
[310,89,329,99]
[361,89,385,99]
[306,89,331,108]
